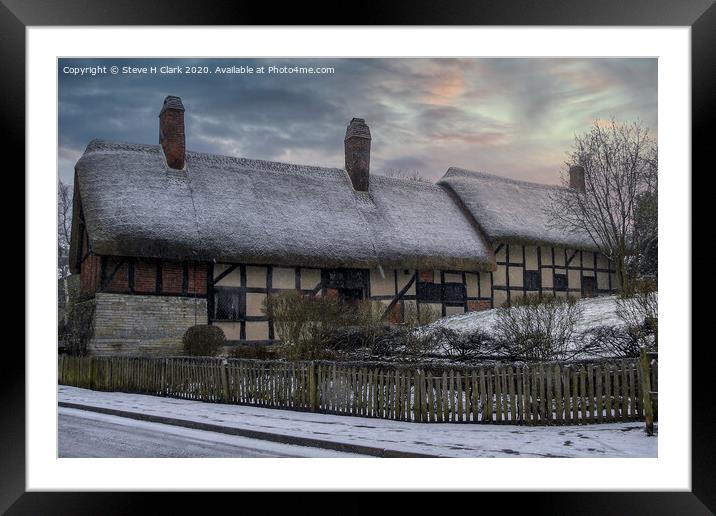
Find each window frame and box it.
[523,270,541,291]
[213,286,245,321]
[553,273,568,292]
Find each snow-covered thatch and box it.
[70,140,495,273]
[438,167,598,251]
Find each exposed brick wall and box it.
[79,252,207,297]
[88,293,207,356]
[419,270,434,283]
[103,257,129,293]
[161,261,184,294]
[467,300,492,312]
[187,262,207,295]
[134,259,158,294]
[80,254,102,295]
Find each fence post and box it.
[161,358,167,397]
[89,355,95,390]
[639,348,654,436]
[308,362,318,412]
[220,358,230,403]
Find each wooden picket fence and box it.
[58,354,657,426]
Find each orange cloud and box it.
[422,67,465,106]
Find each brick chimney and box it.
[159,95,186,170]
[569,164,586,192]
[344,118,371,191]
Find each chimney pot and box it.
[569,164,586,192]
[159,95,186,170]
[344,118,371,191]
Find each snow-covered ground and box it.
[427,295,625,335]
[59,386,657,458]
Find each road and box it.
[58,407,366,458]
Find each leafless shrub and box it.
[433,327,500,361]
[228,343,277,360]
[264,292,390,360]
[494,294,583,361]
[577,325,643,358]
[616,279,658,350]
[64,298,95,356]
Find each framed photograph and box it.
[8,0,712,511]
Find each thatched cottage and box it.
[68,96,616,355]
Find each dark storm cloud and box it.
[58,58,657,185]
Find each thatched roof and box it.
[438,167,598,251]
[70,140,495,273]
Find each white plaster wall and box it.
[509,266,523,288]
[246,266,267,288]
[493,264,507,286]
[213,263,241,287]
[300,268,321,290]
[479,272,492,298]
[246,321,269,341]
[554,248,566,266]
[445,305,465,316]
[493,289,508,307]
[370,269,395,296]
[525,246,538,270]
[443,272,462,283]
[509,244,523,263]
[466,273,478,297]
[541,246,553,265]
[273,267,295,289]
[214,321,241,341]
[246,292,266,316]
[397,270,416,295]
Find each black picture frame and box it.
[6,0,711,512]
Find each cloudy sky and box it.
[58,58,657,186]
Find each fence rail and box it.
[58,355,657,426]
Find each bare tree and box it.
[58,180,73,279]
[547,119,657,293]
[379,168,432,183]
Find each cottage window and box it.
[523,270,541,291]
[416,282,465,303]
[442,282,466,303]
[322,268,367,300]
[214,287,244,321]
[553,273,568,291]
[416,282,442,302]
[582,276,597,297]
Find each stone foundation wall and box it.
[89,293,207,356]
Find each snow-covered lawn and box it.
[427,295,625,336]
[59,385,656,458]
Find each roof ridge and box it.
[83,138,344,177]
[444,166,570,192]
[371,174,439,189]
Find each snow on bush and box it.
[424,293,657,361]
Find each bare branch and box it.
[545,119,657,291]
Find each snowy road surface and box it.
[59,386,657,458]
[59,407,366,458]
